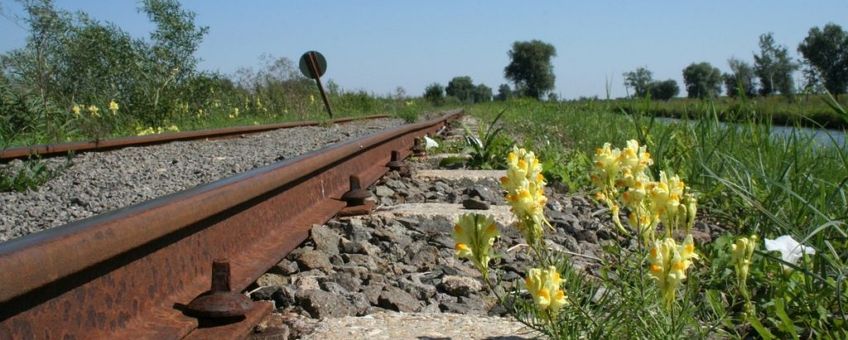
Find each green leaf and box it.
[774,298,799,339]
[748,315,776,340]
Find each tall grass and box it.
[469,98,848,336]
[604,94,848,129]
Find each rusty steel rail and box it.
[0,114,389,162]
[0,109,462,339]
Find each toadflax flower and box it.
[731,235,757,301]
[87,105,100,118]
[500,146,548,244]
[764,235,815,269]
[453,213,499,276]
[648,235,698,308]
[108,100,119,114]
[590,140,655,235]
[524,266,568,314]
[71,104,81,117]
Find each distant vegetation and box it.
[0,0,422,148]
[604,94,848,129]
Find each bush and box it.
[423,83,445,106]
[648,79,679,100]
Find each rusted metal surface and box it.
[340,175,372,206]
[412,137,427,157]
[0,109,461,339]
[185,260,254,319]
[387,150,405,171]
[0,114,388,161]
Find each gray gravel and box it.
[0,118,404,242]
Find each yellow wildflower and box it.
[137,127,155,136]
[500,146,548,244]
[649,171,689,236]
[87,105,100,118]
[617,139,653,186]
[453,213,499,276]
[591,143,622,187]
[731,235,757,296]
[648,235,698,308]
[524,266,568,314]
[108,100,119,114]
[71,104,81,118]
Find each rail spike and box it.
[338,175,375,216]
[185,260,254,319]
[411,137,426,157]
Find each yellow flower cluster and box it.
[591,140,697,243]
[453,213,500,276]
[592,140,702,308]
[136,125,180,136]
[108,100,119,114]
[731,235,757,297]
[500,146,548,244]
[591,140,653,234]
[524,266,568,314]
[648,235,698,308]
[71,101,119,119]
[87,105,100,118]
[229,108,240,119]
[650,172,697,235]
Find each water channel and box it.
[655,117,846,147]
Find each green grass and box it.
[0,156,70,192]
[1,96,437,148]
[466,98,848,338]
[586,94,848,129]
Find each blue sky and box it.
[1,1,846,99]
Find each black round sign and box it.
[299,51,327,79]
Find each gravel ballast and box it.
[0,118,404,242]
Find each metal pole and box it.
[307,52,334,118]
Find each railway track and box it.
[0,114,388,161]
[0,110,461,339]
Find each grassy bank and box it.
[465,98,847,337]
[1,93,427,148]
[575,94,848,129]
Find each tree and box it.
[682,62,723,98]
[446,76,475,103]
[473,84,492,103]
[798,23,848,95]
[423,83,445,105]
[1,0,212,130]
[504,40,557,100]
[648,80,679,100]
[723,58,757,97]
[141,0,208,83]
[623,67,653,98]
[754,33,798,96]
[495,84,512,101]
[140,0,209,118]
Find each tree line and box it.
[622,26,848,100]
[425,40,558,105]
[426,24,847,103]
